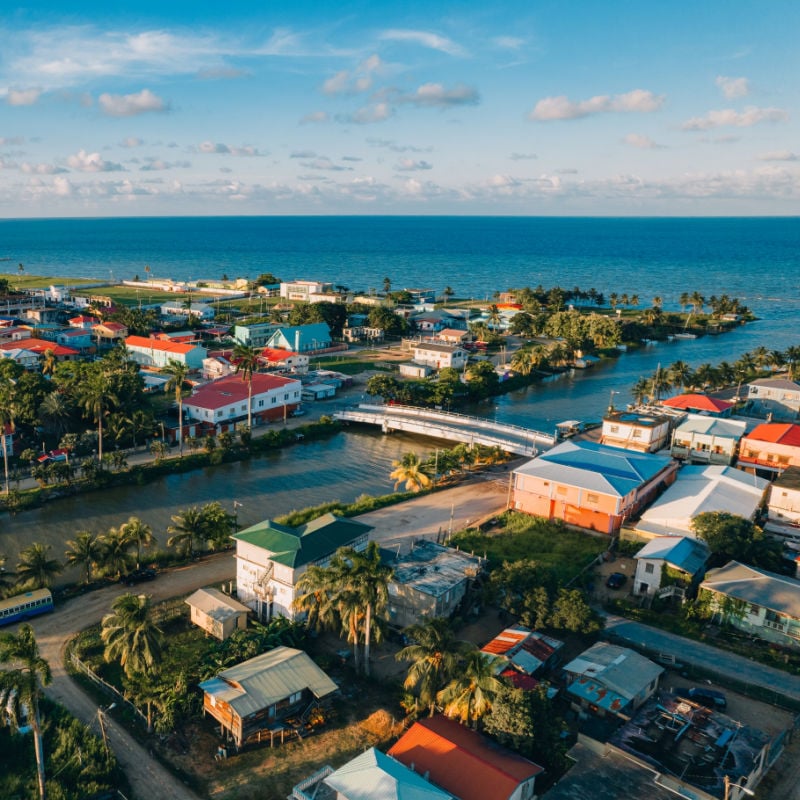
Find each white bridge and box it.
[333,404,556,457]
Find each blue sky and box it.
[1,1,798,216]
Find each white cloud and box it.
[492,36,526,50]
[20,161,68,174]
[341,155,362,162]
[322,54,383,95]
[510,152,537,161]
[530,89,664,121]
[758,150,798,161]
[300,110,329,124]
[290,150,317,159]
[198,141,263,156]
[716,75,749,99]
[140,158,191,171]
[6,88,42,105]
[344,103,394,124]
[120,137,143,148]
[299,157,352,172]
[682,106,788,130]
[379,29,465,56]
[99,89,167,117]
[623,133,664,149]
[396,83,480,108]
[395,159,433,171]
[67,149,124,172]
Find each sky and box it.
[0,1,798,217]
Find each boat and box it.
[673,312,697,339]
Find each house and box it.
[67,314,99,330]
[233,322,277,348]
[342,325,384,343]
[562,642,663,719]
[202,355,236,381]
[0,338,80,365]
[279,280,333,301]
[399,362,435,379]
[93,321,128,346]
[232,512,372,620]
[700,561,800,648]
[405,288,437,303]
[481,625,564,678]
[388,715,543,800]
[265,323,332,353]
[160,301,215,320]
[634,465,769,539]
[764,465,800,549]
[600,409,673,453]
[124,335,207,370]
[291,747,455,800]
[55,328,95,352]
[632,536,709,598]
[198,647,338,748]
[412,342,469,370]
[183,372,302,432]
[301,383,337,401]
[660,393,734,418]
[511,440,678,534]
[185,587,250,641]
[438,328,470,344]
[0,326,32,343]
[386,541,484,628]
[0,347,39,370]
[259,347,309,373]
[670,415,746,465]
[747,377,800,421]
[737,422,800,476]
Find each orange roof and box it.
[0,338,78,356]
[388,716,542,800]
[125,335,199,355]
[744,423,800,447]
[260,347,302,362]
[662,393,733,412]
[94,321,127,331]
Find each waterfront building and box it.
[670,415,746,465]
[632,536,709,598]
[600,409,673,453]
[279,279,333,301]
[737,422,800,477]
[185,587,250,641]
[412,342,469,370]
[511,440,678,534]
[160,300,215,321]
[232,512,372,620]
[124,334,207,370]
[747,377,800,421]
[660,393,734,418]
[634,465,768,540]
[764,466,800,549]
[54,328,95,353]
[265,323,332,353]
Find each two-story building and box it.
[600,409,673,453]
[232,513,372,620]
[660,393,734,418]
[764,465,800,549]
[233,322,278,349]
[747,377,800,421]
[511,440,678,534]
[633,536,709,598]
[124,335,207,370]
[670,415,746,465]
[737,422,800,477]
[412,342,469,371]
[279,280,333,301]
[265,323,332,353]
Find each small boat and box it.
[673,332,697,340]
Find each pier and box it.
[333,404,556,457]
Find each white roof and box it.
[185,587,250,622]
[674,415,747,437]
[701,561,800,619]
[636,465,768,537]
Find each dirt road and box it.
[20,478,509,799]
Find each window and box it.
[632,429,641,438]
[609,425,619,434]
[749,603,761,615]
[258,400,264,408]
[271,397,276,404]
[556,485,567,496]
[586,493,599,504]
[645,563,655,574]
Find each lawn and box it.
[1,272,93,288]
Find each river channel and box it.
[1,310,796,583]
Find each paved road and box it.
[17,478,509,799]
[603,613,800,704]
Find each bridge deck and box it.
[333,404,555,457]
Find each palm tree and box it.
[0,553,15,591]
[667,360,693,392]
[39,349,57,378]
[78,370,118,461]
[436,650,503,728]
[16,543,62,589]
[233,339,260,430]
[0,624,52,800]
[294,562,342,637]
[99,525,135,579]
[390,452,432,493]
[121,516,156,570]
[38,391,72,440]
[396,618,470,716]
[130,409,156,450]
[64,530,106,585]
[167,506,207,558]
[0,377,19,495]
[101,593,164,679]
[631,377,651,406]
[784,346,800,380]
[161,359,190,456]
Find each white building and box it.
[765,465,800,549]
[160,301,215,320]
[601,409,673,453]
[747,378,800,421]
[412,342,469,370]
[633,536,709,598]
[125,335,207,370]
[279,280,333,301]
[670,415,746,465]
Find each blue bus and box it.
[0,589,54,626]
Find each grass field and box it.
[0,272,94,288]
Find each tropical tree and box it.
[78,369,118,461]
[0,624,52,800]
[390,452,433,492]
[120,516,156,570]
[99,525,135,579]
[199,502,236,551]
[436,650,503,727]
[396,618,471,716]
[0,377,19,495]
[16,543,63,589]
[167,506,207,558]
[0,552,15,591]
[161,359,190,456]
[101,593,164,679]
[667,360,693,392]
[233,339,261,430]
[39,349,58,378]
[64,530,106,585]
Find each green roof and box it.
[232,512,373,568]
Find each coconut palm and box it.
[77,369,118,461]
[784,346,800,380]
[436,650,503,727]
[390,452,433,493]
[101,593,164,679]
[294,562,342,638]
[99,525,135,579]
[667,360,693,392]
[161,359,190,456]
[37,391,72,441]
[121,516,156,570]
[167,506,207,558]
[510,348,536,376]
[233,339,261,430]
[396,618,471,716]
[39,349,57,378]
[0,553,15,591]
[64,530,106,585]
[15,543,62,589]
[0,624,52,800]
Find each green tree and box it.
[161,359,190,457]
[396,618,471,716]
[120,516,156,570]
[16,543,63,589]
[64,530,106,585]
[436,650,503,727]
[390,452,433,492]
[549,588,601,634]
[99,525,135,579]
[691,511,782,569]
[167,506,207,558]
[0,624,52,800]
[77,369,118,461]
[101,593,164,679]
[233,340,260,430]
[200,501,235,551]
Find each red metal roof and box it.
[260,347,302,362]
[0,338,78,356]
[185,373,298,411]
[744,423,800,447]
[662,393,733,412]
[388,716,542,800]
[125,335,200,355]
[94,321,127,331]
[500,668,541,691]
[481,626,529,656]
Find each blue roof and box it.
[271,323,331,342]
[635,536,709,575]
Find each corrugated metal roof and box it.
[324,748,455,800]
[185,587,250,622]
[701,561,800,619]
[744,423,800,447]
[199,647,337,717]
[634,537,709,575]
[674,415,746,437]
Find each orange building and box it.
[737,423,800,477]
[511,440,678,534]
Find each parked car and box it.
[120,567,157,586]
[606,572,627,589]
[676,687,727,710]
